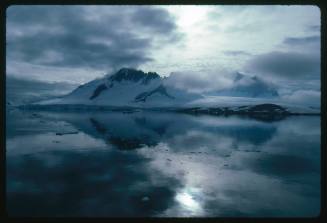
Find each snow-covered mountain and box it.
[37,68,201,107]
[31,68,319,115]
[209,72,279,98]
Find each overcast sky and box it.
[6,5,321,106]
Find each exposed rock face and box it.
[109,68,160,83]
[89,68,161,100]
[135,85,175,102]
[90,84,107,100]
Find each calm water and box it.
[6,109,321,217]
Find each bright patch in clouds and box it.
[167,5,209,28]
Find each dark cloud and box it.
[131,6,176,34]
[283,35,320,46]
[6,6,181,70]
[246,51,320,80]
[223,50,252,56]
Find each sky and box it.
[6,5,321,106]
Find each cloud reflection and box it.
[6,110,320,217]
[175,187,203,216]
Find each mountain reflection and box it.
[67,112,278,151]
[6,110,320,217]
[89,117,158,150]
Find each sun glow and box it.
[176,6,208,27]
[159,6,220,64]
[165,6,211,30]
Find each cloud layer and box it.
[283,35,320,46]
[246,51,320,80]
[6,6,321,106]
[165,70,234,93]
[281,90,321,107]
[7,6,181,71]
[6,76,77,104]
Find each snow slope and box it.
[34,68,319,114]
[37,68,202,107]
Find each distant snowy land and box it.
[16,68,320,117]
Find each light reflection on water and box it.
[175,187,203,216]
[6,109,320,217]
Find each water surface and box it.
[6,109,321,217]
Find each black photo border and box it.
[0,0,326,222]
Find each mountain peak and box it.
[109,68,160,84]
[117,67,137,74]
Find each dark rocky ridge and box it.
[109,68,160,84]
[176,104,289,115]
[135,85,175,102]
[90,84,107,100]
[88,68,161,100]
[174,104,319,122]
